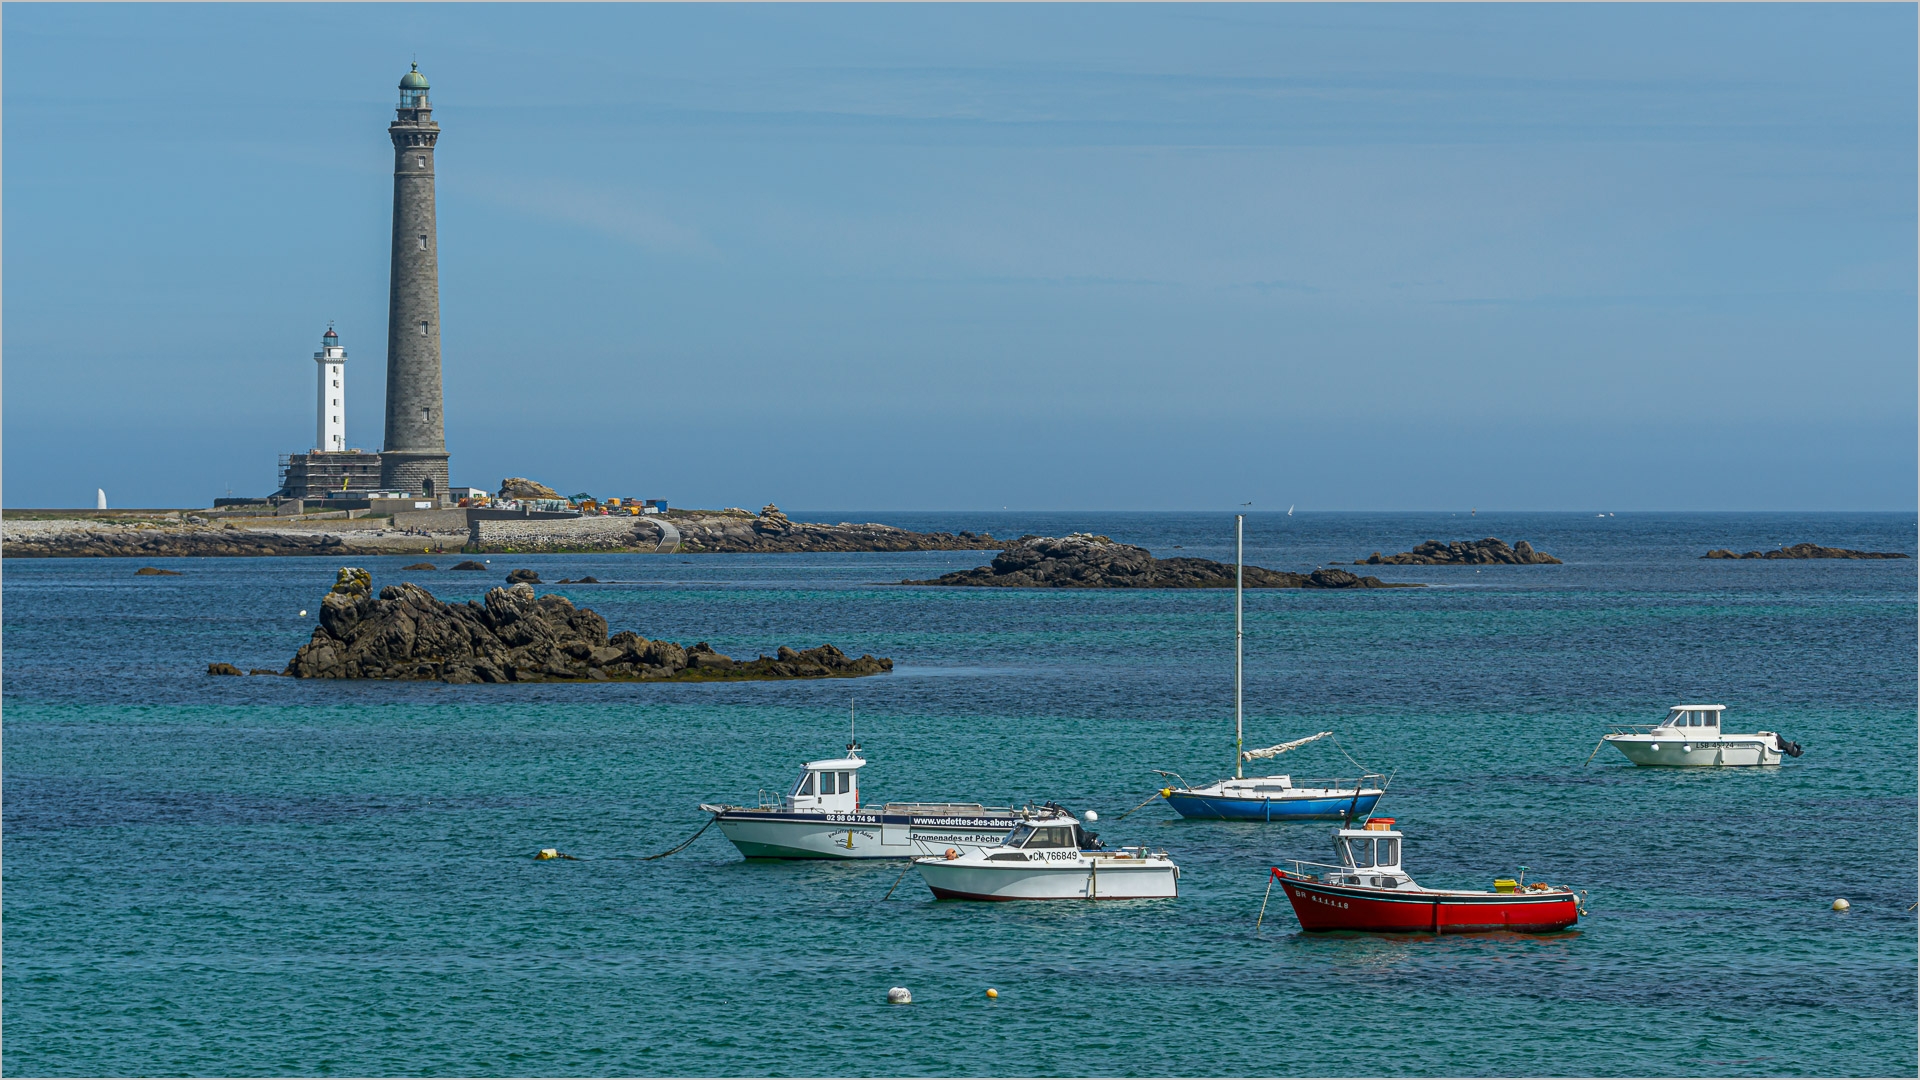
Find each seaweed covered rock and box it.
[1356,538,1561,566]
[284,567,892,683]
[903,534,1418,589]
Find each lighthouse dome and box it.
[400,65,429,90]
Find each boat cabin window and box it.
[821,772,838,795]
[1346,837,1377,868]
[1376,837,1399,867]
[1024,826,1077,849]
[1002,824,1035,847]
[792,773,815,797]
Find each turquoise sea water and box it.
[5,511,1915,1077]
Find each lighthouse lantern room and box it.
[314,326,347,452]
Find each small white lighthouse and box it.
[314,326,347,453]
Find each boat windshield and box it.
[1002,824,1035,847]
[792,773,815,797]
[1345,837,1377,868]
[1023,826,1078,849]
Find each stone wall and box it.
[467,515,650,553]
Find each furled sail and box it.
[1240,731,1333,762]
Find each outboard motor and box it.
[1777,735,1804,758]
[1075,825,1103,850]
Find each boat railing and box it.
[1606,724,1659,736]
[1263,775,1386,793]
[1275,858,1349,882]
[883,801,990,814]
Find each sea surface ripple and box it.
[4,511,1914,1076]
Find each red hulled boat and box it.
[1272,818,1583,934]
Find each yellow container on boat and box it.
[1494,878,1518,893]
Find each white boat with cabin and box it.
[914,818,1179,901]
[1600,705,1803,767]
[699,743,1078,859]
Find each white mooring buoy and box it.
[1833,898,1851,912]
[886,986,912,1005]
[1084,810,1098,822]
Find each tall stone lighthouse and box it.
[379,63,451,500]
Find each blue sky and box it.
[5,4,1914,510]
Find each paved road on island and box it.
[646,516,681,553]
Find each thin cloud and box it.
[463,175,716,257]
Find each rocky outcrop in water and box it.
[1356,538,1561,566]
[4,517,360,558]
[1703,543,1909,560]
[671,504,1003,554]
[284,568,893,684]
[903,534,1419,589]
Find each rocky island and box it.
[1702,543,1910,560]
[669,505,1001,554]
[2,503,1002,558]
[278,568,893,683]
[1355,538,1561,565]
[902,534,1420,589]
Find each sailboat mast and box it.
[1235,513,1244,780]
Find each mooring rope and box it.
[1116,789,1167,822]
[1255,869,1277,933]
[879,860,917,902]
[1328,733,1374,773]
[639,814,719,861]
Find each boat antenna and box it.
[848,697,857,754]
[1235,510,1245,780]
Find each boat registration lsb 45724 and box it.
[699,742,1078,860]
[1272,818,1584,933]
[1598,705,1803,767]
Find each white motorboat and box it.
[913,819,1179,901]
[1599,705,1803,767]
[699,742,1077,859]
